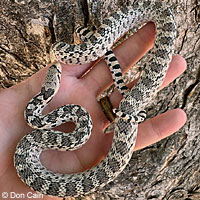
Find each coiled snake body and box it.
[14,0,176,198]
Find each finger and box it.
[109,55,187,108]
[134,108,187,151]
[60,62,94,78]
[83,22,156,95]
[159,55,187,89]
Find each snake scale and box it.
[14,0,176,198]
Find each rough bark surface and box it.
[0,0,199,199]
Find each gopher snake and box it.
[14,0,176,198]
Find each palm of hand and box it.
[0,23,186,200]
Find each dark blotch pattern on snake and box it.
[14,0,176,198]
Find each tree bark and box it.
[0,0,199,199]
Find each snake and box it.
[14,0,176,198]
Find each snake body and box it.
[14,0,176,198]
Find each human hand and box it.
[0,22,187,200]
